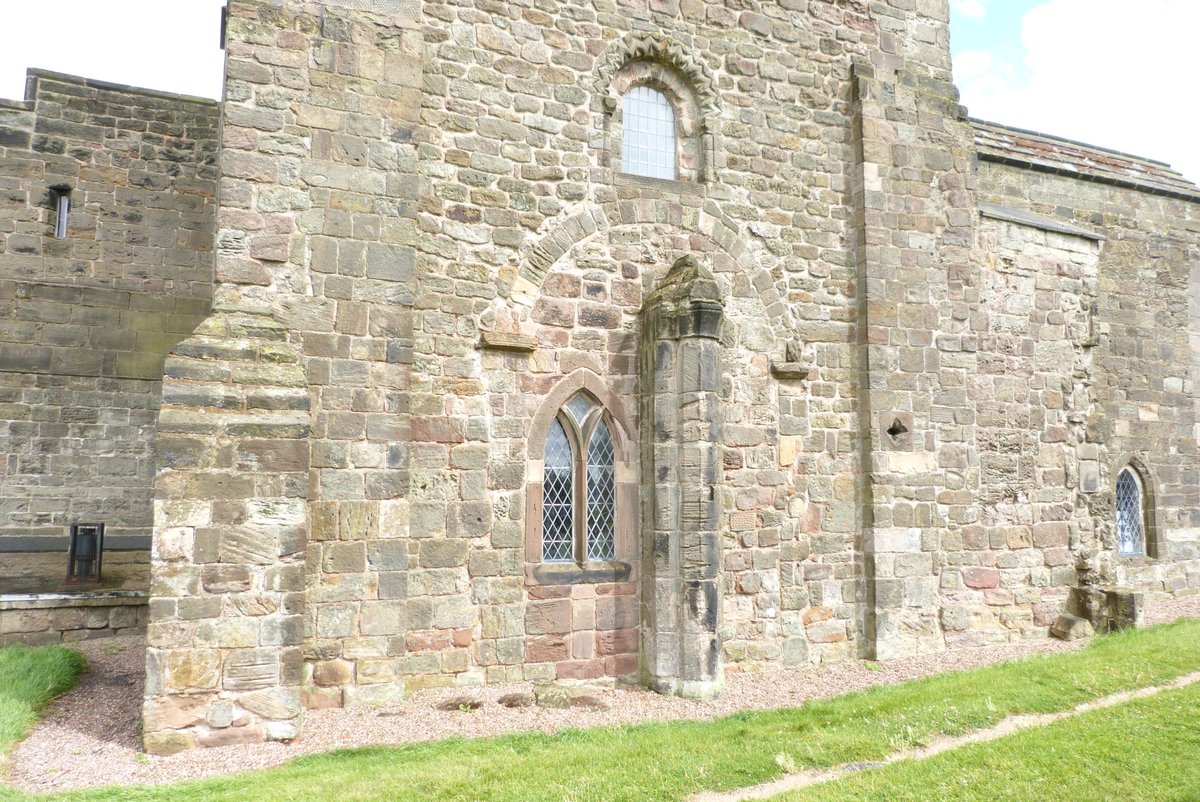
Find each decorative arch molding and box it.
[594,33,720,121]
[594,33,720,182]
[510,202,796,338]
[528,369,635,463]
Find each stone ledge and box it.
[0,590,149,610]
[770,362,810,381]
[979,202,1106,241]
[614,173,704,196]
[479,332,537,352]
[26,68,218,107]
[527,561,633,585]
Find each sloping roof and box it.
[972,118,1200,202]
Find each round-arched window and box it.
[622,86,676,180]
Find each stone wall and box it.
[0,72,218,589]
[951,212,1101,645]
[977,159,1200,599]
[143,0,423,751]
[0,0,1170,755]
[411,0,964,679]
[0,591,148,646]
[0,70,218,296]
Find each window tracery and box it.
[539,392,617,563]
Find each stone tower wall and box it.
[128,0,1200,754]
[143,0,424,751]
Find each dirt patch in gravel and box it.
[9,595,1199,793]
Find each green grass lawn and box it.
[0,644,86,761]
[0,618,1194,802]
[780,680,1200,802]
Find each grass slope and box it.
[3,619,1198,802]
[780,681,1200,802]
[0,645,86,760]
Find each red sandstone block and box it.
[962,566,1000,589]
[606,653,639,677]
[806,618,846,643]
[596,627,638,657]
[405,629,454,652]
[1032,521,1069,548]
[1044,547,1072,567]
[555,658,605,680]
[527,585,571,600]
[960,525,988,550]
[802,606,834,625]
[525,599,572,634]
[410,417,465,443]
[595,582,637,597]
[525,635,569,663]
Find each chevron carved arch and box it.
[594,33,720,121]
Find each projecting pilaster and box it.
[639,255,725,698]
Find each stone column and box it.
[640,255,725,698]
[143,308,309,754]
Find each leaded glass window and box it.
[542,418,574,562]
[622,86,676,180]
[539,393,621,564]
[586,420,616,561]
[1116,467,1146,557]
[566,394,596,425]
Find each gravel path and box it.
[9,595,1200,793]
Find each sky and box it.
[0,0,1196,182]
[949,0,1200,183]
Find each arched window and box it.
[1115,466,1147,557]
[622,86,676,180]
[540,393,617,563]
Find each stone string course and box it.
[0,0,1195,754]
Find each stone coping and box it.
[24,68,219,106]
[0,590,149,609]
[973,118,1200,202]
[0,535,152,553]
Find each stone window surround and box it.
[605,61,706,184]
[1111,455,1159,561]
[621,85,678,180]
[524,370,638,585]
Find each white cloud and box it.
[950,0,989,21]
[955,0,1200,183]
